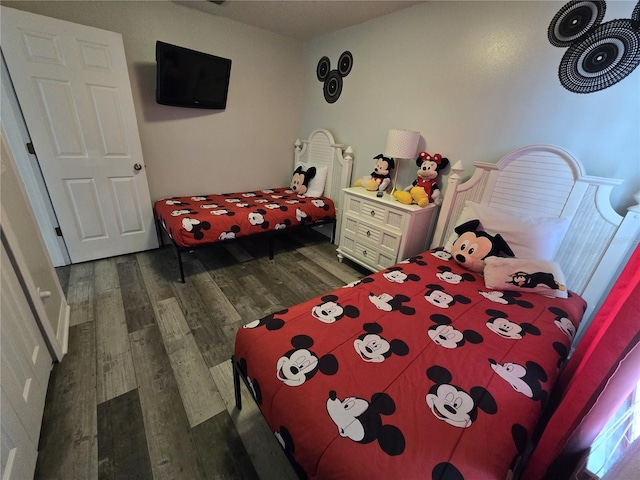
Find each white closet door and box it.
[0,239,53,480]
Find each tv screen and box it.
[156,41,231,109]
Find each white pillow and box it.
[295,162,327,197]
[444,201,569,260]
[484,256,568,298]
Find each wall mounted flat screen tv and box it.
[156,41,232,109]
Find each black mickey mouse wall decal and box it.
[548,0,607,47]
[317,51,353,103]
[548,0,640,93]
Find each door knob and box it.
[134,163,142,171]
[37,287,52,301]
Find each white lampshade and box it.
[384,129,420,159]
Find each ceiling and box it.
[177,1,426,40]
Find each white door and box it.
[1,7,158,263]
[0,237,53,480]
[1,54,70,267]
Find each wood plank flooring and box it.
[36,230,367,480]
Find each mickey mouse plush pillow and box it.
[292,162,327,197]
[444,201,570,261]
[290,165,317,195]
[484,257,568,298]
[449,219,515,272]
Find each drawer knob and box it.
[370,210,375,217]
[366,230,371,237]
[363,250,368,256]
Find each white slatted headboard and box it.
[431,145,640,344]
[294,129,354,240]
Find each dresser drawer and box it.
[344,194,407,231]
[339,234,397,270]
[343,214,401,254]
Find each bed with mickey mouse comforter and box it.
[154,188,335,249]
[154,188,335,281]
[233,249,585,480]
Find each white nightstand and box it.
[337,187,438,271]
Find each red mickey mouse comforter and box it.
[234,249,586,480]
[154,188,335,249]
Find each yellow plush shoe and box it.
[410,186,430,207]
[364,178,379,191]
[393,190,413,204]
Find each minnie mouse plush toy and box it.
[394,152,449,207]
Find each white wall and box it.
[5,1,638,215]
[3,0,305,199]
[301,1,640,215]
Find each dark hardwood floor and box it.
[36,229,367,480]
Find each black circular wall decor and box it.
[323,71,343,103]
[558,18,640,93]
[317,56,330,82]
[316,51,353,104]
[338,51,353,77]
[550,1,640,93]
[548,1,607,47]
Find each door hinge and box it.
[55,227,63,237]
[26,142,35,155]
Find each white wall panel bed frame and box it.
[430,144,640,346]
[294,128,354,242]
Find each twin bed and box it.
[154,129,353,282]
[228,140,639,479]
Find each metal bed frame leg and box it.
[231,356,243,410]
[268,233,274,260]
[175,246,185,283]
[156,213,185,283]
[155,215,165,247]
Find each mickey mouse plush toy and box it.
[450,219,514,273]
[394,152,449,207]
[354,154,395,192]
[290,166,316,195]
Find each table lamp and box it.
[384,129,420,195]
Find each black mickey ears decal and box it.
[548,0,607,47]
[317,51,353,103]
[548,1,640,93]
